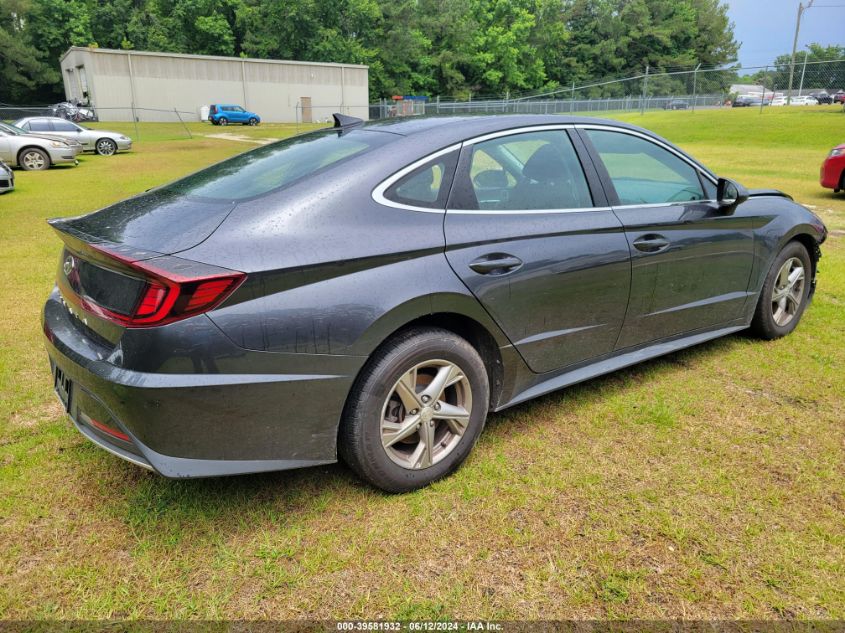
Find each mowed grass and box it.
[0,108,843,620]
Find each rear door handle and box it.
[468,254,523,275]
[632,234,670,253]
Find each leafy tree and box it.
[1,0,745,103]
[0,0,60,102]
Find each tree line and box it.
[2,0,740,104]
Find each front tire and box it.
[750,241,812,339]
[95,138,117,156]
[19,148,50,171]
[339,327,490,493]
[248,118,258,126]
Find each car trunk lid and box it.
[49,204,246,346]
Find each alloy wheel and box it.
[380,359,473,470]
[771,257,805,326]
[22,151,46,170]
[96,139,116,156]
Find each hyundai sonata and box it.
[43,114,827,491]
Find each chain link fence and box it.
[3,59,843,134]
[370,58,845,119]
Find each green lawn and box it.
[1,108,843,620]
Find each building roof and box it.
[60,46,368,70]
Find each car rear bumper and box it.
[42,288,363,477]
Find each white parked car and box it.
[0,121,83,155]
[12,117,132,156]
[0,127,79,170]
[791,96,818,106]
[0,160,14,193]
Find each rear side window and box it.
[384,151,459,209]
[452,130,594,211]
[52,120,79,132]
[29,120,52,132]
[585,129,705,205]
[162,129,394,201]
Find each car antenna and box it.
[332,113,364,133]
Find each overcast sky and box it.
[726,0,844,69]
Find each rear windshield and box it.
[161,128,394,201]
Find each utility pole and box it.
[640,65,649,115]
[787,0,814,105]
[692,63,702,112]
[799,47,810,96]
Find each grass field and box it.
[1,108,843,620]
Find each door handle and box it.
[468,254,523,275]
[632,234,670,253]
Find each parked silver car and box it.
[13,117,132,156]
[0,160,14,193]
[0,127,79,171]
[0,121,83,156]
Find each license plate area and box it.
[54,365,72,412]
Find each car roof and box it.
[359,113,654,143]
[343,114,715,180]
[15,116,77,122]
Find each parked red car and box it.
[821,143,845,192]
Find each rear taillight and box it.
[69,245,245,328]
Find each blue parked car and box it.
[208,104,261,126]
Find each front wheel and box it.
[750,241,813,339]
[19,148,50,171]
[248,118,258,126]
[339,327,490,492]
[95,138,117,156]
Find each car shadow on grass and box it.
[80,332,751,538]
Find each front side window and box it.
[457,130,593,211]
[585,129,705,205]
[383,151,459,209]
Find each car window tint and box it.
[586,129,705,205]
[29,120,52,132]
[465,130,593,210]
[384,151,459,209]
[162,128,394,201]
[52,120,79,132]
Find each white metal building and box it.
[60,47,369,123]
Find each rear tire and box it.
[749,241,812,340]
[339,327,489,493]
[19,148,50,171]
[218,117,228,126]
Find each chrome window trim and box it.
[448,206,612,215]
[612,200,718,210]
[371,122,717,214]
[577,123,718,185]
[461,124,575,146]
[371,143,462,213]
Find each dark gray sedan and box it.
[43,114,827,491]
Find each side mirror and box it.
[716,177,748,214]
